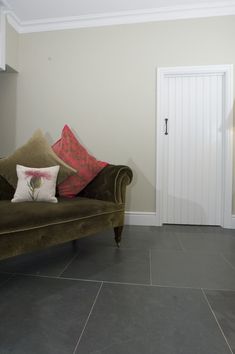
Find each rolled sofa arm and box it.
[78,165,133,204]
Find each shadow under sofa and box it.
[0,164,133,261]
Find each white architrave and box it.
[0,6,6,70]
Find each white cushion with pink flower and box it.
[11,165,60,203]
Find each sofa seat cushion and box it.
[0,198,124,235]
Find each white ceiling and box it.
[2,0,234,21]
[1,0,235,33]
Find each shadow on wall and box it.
[0,70,18,156]
[45,126,90,150]
[44,132,54,145]
[125,158,156,212]
[125,158,206,222]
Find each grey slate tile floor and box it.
[1,225,235,353]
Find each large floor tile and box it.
[124,225,157,233]
[222,253,235,269]
[176,232,235,253]
[162,224,203,233]
[61,246,150,284]
[76,283,231,354]
[77,227,182,251]
[0,272,12,286]
[151,250,235,289]
[205,289,235,352]
[0,275,101,354]
[0,242,77,277]
[200,226,235,235]
[199,226,226,233]
[121,227,182,250]
[76,230,118,248]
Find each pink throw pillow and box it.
[52,125,108,197]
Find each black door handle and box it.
[165,118,168,135]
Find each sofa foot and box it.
[114,226,123,247]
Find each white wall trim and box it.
[230,216,235,229]
[0,6,6,70]
[3,1,235,33]
[156,65,233,228]
[222,65,234,228]
[126,212,235,228]
[125,212,159,226]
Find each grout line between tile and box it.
[102,279,201,290]
[201,288,233,354]
[57,253,78,278]
[4,271,235,292]
[150,249,228,256]
[58,276,102,284]
[8,272,102,284]
[3,269,235,293]
[60,277,151,287]
[72,282,103,354]
[201,286,235,292]
[221,254,235,272]
[4,272,57,278]
[176,235,186,252]
[102,281,235,293]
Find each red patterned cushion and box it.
[52,125,108,197]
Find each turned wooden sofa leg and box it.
[114,226,123,248]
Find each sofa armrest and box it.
[78,165,133,204]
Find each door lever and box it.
[164,118,168,135]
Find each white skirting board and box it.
[125,212,235,228]
[230,216,235,229]
[125,212,159,226]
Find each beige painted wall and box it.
[0,72,18,156]
[14,16,235,212]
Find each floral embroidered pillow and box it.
[11,165,60,203]
[52,125,108,198]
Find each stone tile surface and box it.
[176,232,235,253]
[77,226,182,251]
[222,253,235,269]
[76,283,231,354]
[0,275,101,354]
[0,272,12,286]
[0,243,77,277]
[151,250,235,289]
[1,225,234,354]
[205,289,235,352]
[61,246,150,284]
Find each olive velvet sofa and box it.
[0,164,133,261]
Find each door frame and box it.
[156,65,233,228]
[0,6,6,71]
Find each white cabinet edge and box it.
[0,6,6,70]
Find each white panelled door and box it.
[157,66,233,226]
